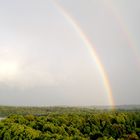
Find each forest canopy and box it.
[0,106,140,140]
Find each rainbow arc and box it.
[52,0,115,108]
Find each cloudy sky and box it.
[0,0,140,106]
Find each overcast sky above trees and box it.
[0,0,140,106]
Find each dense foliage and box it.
[0,110,140,140]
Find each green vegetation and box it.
[0,106,140,139]
[0,106,101,117]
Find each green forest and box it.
[0,106,140,139]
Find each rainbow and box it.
[52,1,115,108]
[104,0,140,64]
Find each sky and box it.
[0,0,140,106]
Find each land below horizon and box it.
[0,105,140,139]
[0,105,140,117]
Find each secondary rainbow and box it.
[52,1,115,107]
[104,0,140,65]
